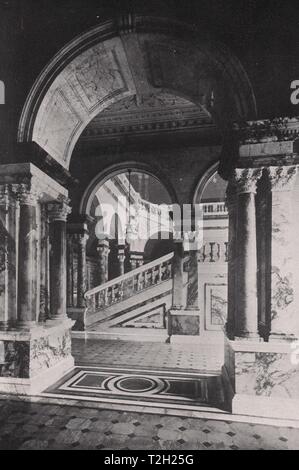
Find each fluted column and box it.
[48,198,70,321]
[97,239,110,284]
[0,184,17,329]
[77,233,88,308]
[17,184,39,327]
[267,166,299,340]
[225,182,237,339]
[233,168,262,339]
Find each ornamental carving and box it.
[15,183,40,205]
[233,116,299,144]
[232,168,262,194]
[47,196,71,222]
[267,166,298,191]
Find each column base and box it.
[168,309,200,338]
[67,307,86,331]
[222,336,299,420]
[0,318,74,395]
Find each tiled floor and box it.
[72,338,223,372]
[0,399,299,450]
[1,337,298,450]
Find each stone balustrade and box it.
[84,253,173,314]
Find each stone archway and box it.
[18,16,256,172]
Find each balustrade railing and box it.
[200,202,228,215]
[84,252,173,313]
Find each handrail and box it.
[85,252,173,298]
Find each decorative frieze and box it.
[234,116,299,144]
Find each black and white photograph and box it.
[1,0,299,453]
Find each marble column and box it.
[0,184,17,329]
[66,234,74,308]
[233,168,262,339]
[48,199,70,321]
[225,182,237,339]
[117,246,126,276]
[97,239,110,284]
[172,239,184,309]
[77,233,88,308]
[39,205,50,322]
[184,232,200,310]
[17,184,39,327]
[267,166,299,340]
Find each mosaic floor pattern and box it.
[45,365,225,412]
[1,400,299,450]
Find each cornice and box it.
[233,117,299,144]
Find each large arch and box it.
[18,16,257,171]
[79,161,177,216]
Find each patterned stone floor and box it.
[1,337,298,450]
[0,399,299,450]
[72,338,224,372]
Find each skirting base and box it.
[0,319,74,395]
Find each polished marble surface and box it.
[45,365,224,410]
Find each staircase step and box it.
[72,327,169,342]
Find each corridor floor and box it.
[72,337,224,372]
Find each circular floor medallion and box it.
[106,375,168,395]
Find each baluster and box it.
[116,281,123,301]
[111,285,116,303]
[209,242,215,262]
[137,272,142,291]
[151,267,155,285]
[224,241,229,262]
[158,264,163,282]
[104,288,108,306]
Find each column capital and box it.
[48,196,71,222]
[267,165,298,191]
[75,232,89,247]
[15,182,40,205]
[232,168,263,194]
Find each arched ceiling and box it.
[18,17,256,170]
[80,91,215,145]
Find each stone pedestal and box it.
[223,337,299,419]
[168,309,200,343]
[0,319,74,395]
